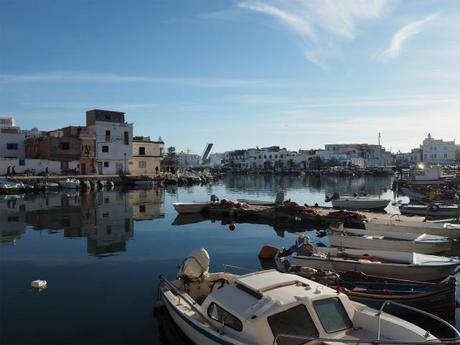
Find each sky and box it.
[1,0,459,154]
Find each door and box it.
[81,163,86,175]
[116,163,124,175]
[97,162,103,174]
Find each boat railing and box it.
[158,275,215,330]
[376,300,460,340]
[222,264,255,273]
[273,333,460,344]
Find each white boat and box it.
[329,225,452,254]
[172,202,211,214]
[158,249,456,345]
[400,204,460,217]
[35,181,59,190]
[0,178,25,193]
[58,178,81,189]
[366,218,460,238]
[293,247,460,281]
[331,197,390,210]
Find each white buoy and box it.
[31,280,47,289]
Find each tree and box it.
[162,146,178,168]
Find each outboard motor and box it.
[177,248,210,281]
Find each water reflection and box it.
[0,189,165,255]
[222,174,393,198]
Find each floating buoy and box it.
[31,280,47,289]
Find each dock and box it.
[199,203,428,229]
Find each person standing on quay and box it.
[6,166,11,177]
[11,166,16,176]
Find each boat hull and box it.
[345,281,456,318]
[331,199,390,210]
[329,234,451,254]
[160,289,242,345]
[173,203,210,214]
[293,255,457,281]
[400,206,459,217]
[365,220,460,238]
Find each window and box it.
[207,303,242,332]
[102,146,109,153]
[105,130,111,142]
[313,298,352,334]
[104,161,109,167]
[61,142,70,150]
[268,305,318,345]
[139,205,146,213]
[124,131,129,145]
[139,161,146,168]
[106,225,112,234]
[139,147,145,155]
[6,143,18,150]
[19,159,25,166]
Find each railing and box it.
[272,300,460,345]
[222,264,255,273]
[376,300,460,340]
[158,275,215,330]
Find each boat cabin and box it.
[194,270,361,344]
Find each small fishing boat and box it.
[0,178,25,194]
[158,249,457,345]
[329,225,452,254]
[236,199,275,206]
[287,264,456,317]
[366,218,460,238]
[328,194,390,210]
[293,247,460,281]
[35,181,59,190]
[172,202,211,214]
[400,204,460,217]
[58,178,80,189]
[80,180,91,191]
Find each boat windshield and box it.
[267,304,318,345]
[313,298,352,333]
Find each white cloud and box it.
[236,0,392,67]
[380,13,439,59]
[0,72,293,88]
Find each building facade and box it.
[177,151,201,168]
[0,117,25,159]
[421,133,456,164]
[129,136,164,175]
[86,109,133,175]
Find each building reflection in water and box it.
[0,189,165,255]
[222,174,393,198]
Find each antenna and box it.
[378,132,381,146]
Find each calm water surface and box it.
[1,175,458,344]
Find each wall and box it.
[0,130,25,159]
[89,121,133,175]
[0,158,79,175]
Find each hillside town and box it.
[1,111,459,177]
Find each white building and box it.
[86,109,133,175]
[0,117,25,159]
[421,133,456,164]
[129,136,164,175]
[177,151,201,167]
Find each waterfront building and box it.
[208,153,225,167]
[177,151,201,167]
[421,133,456,164]
[86,109,133,175]
[323,144,391,167]
[25,126,83,173]
[129,136,164,175]
[0,117,25,159]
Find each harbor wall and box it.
[0,158,79,175]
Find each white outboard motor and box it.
[177,248,210,281]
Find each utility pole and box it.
[378,132,381,146]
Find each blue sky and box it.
[1,0,459,154]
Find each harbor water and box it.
[1,175,458,344]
